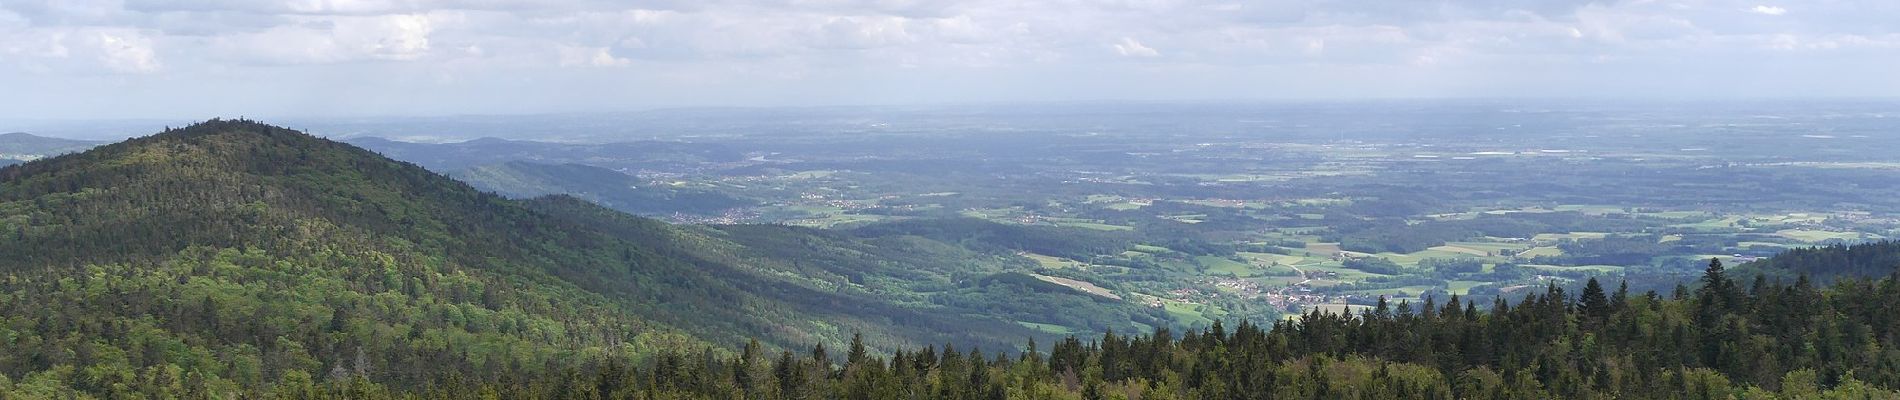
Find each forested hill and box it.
[0,119,1146,398]
[137,257,1900,398]
[1737,240,1900,283]
[327,258,1900,399]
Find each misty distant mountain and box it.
[346,136,743,172]
[0,132,100,161]
[451,161,752,217]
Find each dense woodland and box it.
[6,120,1900,398]
[13,257,1899,398]
[1738,241,1900,283]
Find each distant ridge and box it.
[345,135,742,172]
[452,161,752,217]
[0,131,99,160]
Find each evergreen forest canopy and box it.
[2,120,1900,398]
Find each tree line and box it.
[6,258,1890,399]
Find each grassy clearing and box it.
[1303,263,1393,280]
[1196,255,1259,277]
[1445,241,1533,253]
[1163,300,1224,326]
[1305,242,1343,254]
[1030,274,1122,300]
[1758,213,1829,224]
[1427,245,1491,256]
[1017,321,1077,334]
[1448,280,1487,295]
[1345,285,1437,297]
[777,206,887,228]
[1023,253,1087,269]
[1238,252,1313,273]
[1675,216,1743,231]
[1159,259,1200,272]
[1260,264,1302,275]
[1379,250,1483,266]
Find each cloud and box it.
[813,16,914,49]
[1,0,1898,118]
[1748,5,1788,16]
[557,45,630,67]
[0,23,161,74]
[1113,37,1158,57]
[92,29,161,73]
[207,14,433,64]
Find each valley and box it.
[6,0,1897,395]
[6,106,1900,397]
[337,101,1900,329]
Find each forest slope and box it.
[0,120,1136,397]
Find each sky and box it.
[1,0,1896,119]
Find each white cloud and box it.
[92,30,161,73]
[1303,38,1325,55]
[1,0,1898,117]
[346,14,433,60]
[1113,37,1158,57]
[209,14,432,64]
[557,45,630,67]
[813,16,914,49]
[0,24,161,74]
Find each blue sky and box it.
[1,0,1895,118]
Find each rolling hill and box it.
[0,119,1154,397]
